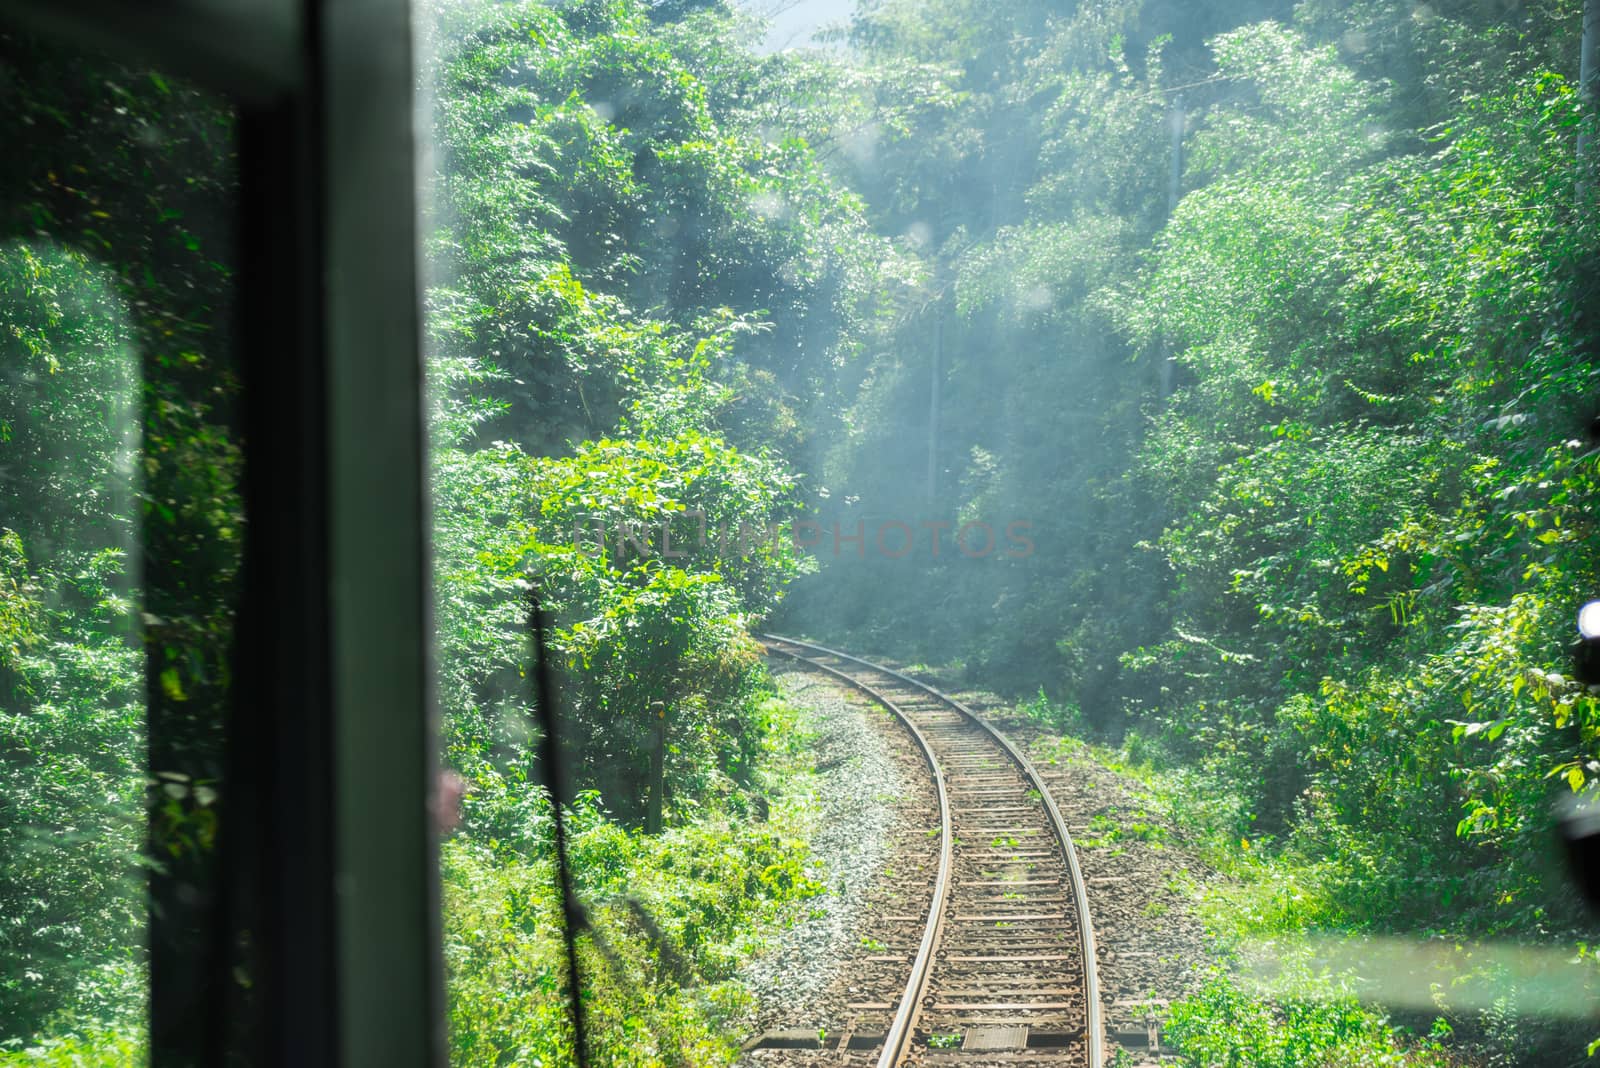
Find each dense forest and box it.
[796,0,1600,932]
[2,0,1599,1065]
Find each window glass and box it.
[0,30,239,1063]
[420,1,1600,1065]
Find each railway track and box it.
[748,635,1105,1066]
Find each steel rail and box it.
[761,637,953,1068]
[761,633,1105,1067]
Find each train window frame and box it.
[0,2,442,1066]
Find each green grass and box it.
[1167,966,1451,1068]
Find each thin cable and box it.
[527,585,592,1068]
[1161,73,1237,94]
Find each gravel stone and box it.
[737,665,907,1035]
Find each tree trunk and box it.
[646,701,665,834]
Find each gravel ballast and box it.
[736,664,908,1035]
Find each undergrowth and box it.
[1027,733,1476,1066]
[0,1031,145,1068]
[445,693,824,1067]
[1167,965,1452,1068]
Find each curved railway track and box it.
[753,635,1105,1066]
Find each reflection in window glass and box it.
[422,1,1600,1065]
[0,32,238,1064]
[0,240,144,1056]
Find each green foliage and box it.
[420,3,874,1061]
[0,532,146,1040]
[432,426,802,830]
[1167,968,1449,1067]
[0,233,148,1042]
[1018,688,1085,735]
[443,786,819,1066]
[0,242,139,563]
[421,0,872,838]
[1123,37,1600,934]
[421,0,884,460]
[0,1026,146,1067]
[788,4,1600,1062]
[782,0,1184,701]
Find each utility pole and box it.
[1580,0,1599,201]
[1160,94,1185,403]
[1168,93,1185,217]
[927,304,943,503]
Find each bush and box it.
[442,792,819,1067]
